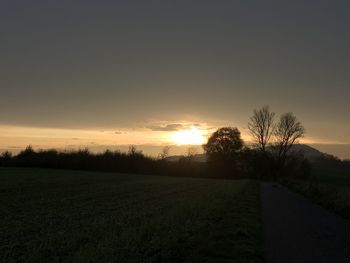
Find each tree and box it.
[178,146,199,164]
[0,151,12,166]
[128,145,143,157]
[158,146,170,160]
[248,106,275,153]
[186,146,199,162]
[203,127,244,162]
[274,112,305,170]
[187,146,198,157]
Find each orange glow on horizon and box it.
[170,127,206,145]
[0,124,349,159]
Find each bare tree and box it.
[128,145,143,156]
[186,146,199,161]
[158,146,170,160]
[274,112,305,167]
[178,146,199,163]
[248,106,275,153]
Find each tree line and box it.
[0,106,342,179]
[203,106,309,178]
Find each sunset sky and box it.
[1,1,349,158]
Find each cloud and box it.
[114,131,128,134]
[147,124,184,131]
[145,121,213,133]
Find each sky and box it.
[0,0,349,158]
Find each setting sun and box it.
[171,127,206,145]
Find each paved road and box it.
[261,182,350,263]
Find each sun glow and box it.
[171,127,206,145]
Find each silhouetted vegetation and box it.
[312,153,350,179]
[203,127,245,178]
[0,145,213,179]
[273,112,305,175]
[0,145,157,175]
[0,107,336,181]
[248,106,275,153]
[280,152,350,219]
[247,106,309,179]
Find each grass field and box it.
[312,165,350,185]
[0,168,263,263]
[282,169,350,220]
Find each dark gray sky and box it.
[1,0,350,146]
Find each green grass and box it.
[0,168,263,263]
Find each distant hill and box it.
[290,144,324,160]
[165,144,324,163]
[164,154,207,162]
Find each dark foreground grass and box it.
[0,168,263,263]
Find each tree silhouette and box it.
[203,127,244,162]
[248,106,275,153]
[274,112,305,171]
[158,146,170,160]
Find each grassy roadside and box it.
[281,178,350,220]
[0,168,263,262]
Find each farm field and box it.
[0,168,263,263]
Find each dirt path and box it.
[261,182,350,263]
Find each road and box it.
[261,182,350,263]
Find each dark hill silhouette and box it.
[165,154,207,163]
[165,144,323,163]
[290,144,323,160]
